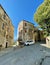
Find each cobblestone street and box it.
[0,42,50,65]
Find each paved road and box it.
[0,43,50,65]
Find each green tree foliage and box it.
[34,0,50,37]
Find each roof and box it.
[22,20,35,25]
[18,19,35,27]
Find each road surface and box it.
[0,43,50,65]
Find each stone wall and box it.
[0,5,14,48]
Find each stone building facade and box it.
[18,20,44,43]
[0,5,14,48]
[34,28,44,42]
[18,20,34,42]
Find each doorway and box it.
[5,42,8,48]
[38,31,41,42]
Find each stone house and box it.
[34,27,44,42]
[0,5,14,48]
[18,20,44,43]
[18,20,34,42]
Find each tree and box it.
[34,0,50,37]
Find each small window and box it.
[25,23,27,26]
[6,35,8,39]
[7,27,10,32]
[2,23,4,30]
[4,31,6,37]
[25,30,27,33]
[6,23,7,25]
[3,14,6,20]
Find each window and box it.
[6,23,7,25]
[25,30,27,33]
[6,35,8,39]
[3,14,6,20]
[25,23,27,26]
[4,31,6,37]
[7,27,10,32]
[2,23,4,30]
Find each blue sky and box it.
[0,0,43,41]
